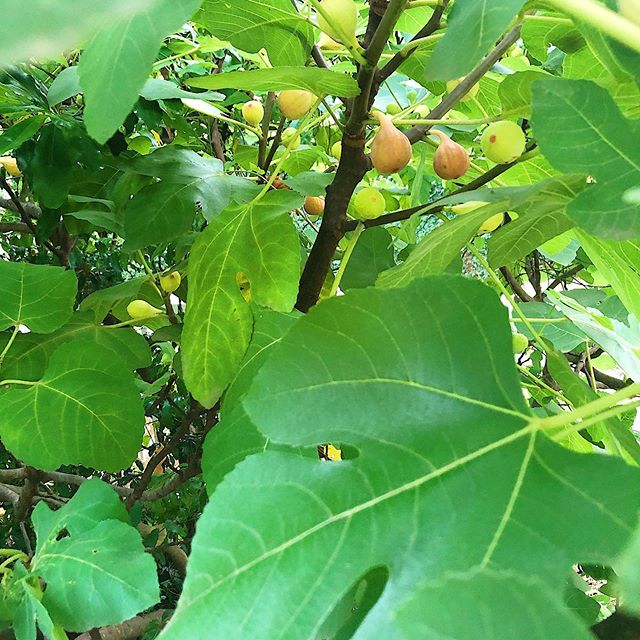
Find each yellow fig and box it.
[127,299,163,320]
[316,0,358,47]
[278,90,315,120]
[242,100,264,126]
[304,196,325,216]
[318,33,342,51]
[0,156,21,177]
[331,141,342,159]
[370,111,412,175]
[431,130,470,180]
[160,271,181,293]
[479,212,505,233]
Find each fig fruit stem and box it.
[0,379,36,388]
[544,0,640,54]
[308,0,367,64]
[104,315,167,329]
[465,242,550,352]
[181,98,263,138]
[517,365,574,408]
[258,97,324,198]
[330,222,365,297]
[0,325,20,367]
[388,109,521,126]
[536,382,640,432]
[153,44,200,68]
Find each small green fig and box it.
[353,186,385,220]
[281,127,301,149]
[480,121,526,164]
[127,299,163,320]
[386,103,401,115]
[160,271,181,293]
[512,332,529,354]
[331,141,342,159]
[242,100,264,126]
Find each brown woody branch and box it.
[405,24,522,144]
[296,0,409,312]
[75,610,169,640]
[343,155,521,232]
[376,0,449,85]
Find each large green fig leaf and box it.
[0,0,155,67]
[161,277,640,639]
[195,0,313,67]
[576,231,640,319]
[392,570,591,639]
[79,0,202,143]
[425,0,526,80]
[0,341,144,471]
[532,78,640,239]
[31,480,159,632]
[182,190,302,408]
[0,312,151,381]
[0,261,77,334]
[187,67,360,97]
[376,202,508,288]
[123,147,260,249]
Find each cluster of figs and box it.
[237,0,528,221]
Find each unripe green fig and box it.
[370,111,412,175]
[316,0,358,46]
[406,90,418,103]
[281,127,301,149]
[331,141,342,159]
[413,105,430,117]
[386,103,401,115]
[353,186,385,220]
[242,100,264,126]
[446,78,480,102]
[304,195,325,216]
[432,130,470,180]
[127,299,163,320]
[480,121,526,164]
[278,90,315,120]
[512,332,529,354]
[160,271,181,293]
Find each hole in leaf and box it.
[314,565,389,640]
[55,528,69,541]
